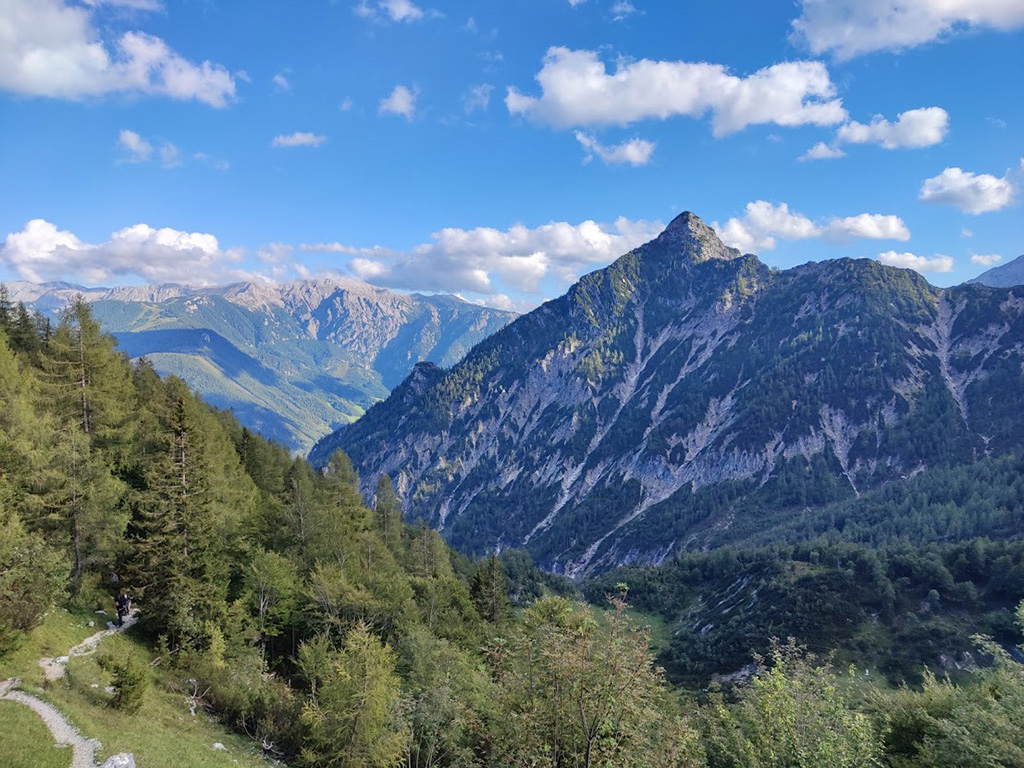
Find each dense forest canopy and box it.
[2,287,1024,767]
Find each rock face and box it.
[9,278,515,453]
[314,212,1024,577]
[970,254,1024,288]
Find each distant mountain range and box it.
[313,212,1024,577]
[970,253,1024,288]
[8,279,516,453]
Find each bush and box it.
[100,651,149,714]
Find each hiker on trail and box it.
[115,591,132,626]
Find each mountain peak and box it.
[650,211,742,264]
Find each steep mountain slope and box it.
[970,254,1024,288]
[314,212,1024,576]
[9,278,515,453]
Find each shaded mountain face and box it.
[9,278,515,453]
[313,212,1024,577]
[970,254,1024,288]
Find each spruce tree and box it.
[471,554,510,624]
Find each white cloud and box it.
[0,0,236,107]
[354,0,428,22]
[506,47,847,136]
[463,84,493,114]
[826,214,910,241]
[340,97,354,111]
[82,0,162,9]
[303,217,664,295]
[567,0,587,6]
[961,228,973,238]
[800,141,845,161]
[0,219,252,286]
[716,202,819,252]
[574,132,655,166]
[715,201,909,252]
[611,1,638,20]
[792,0,1024,59]
[920,166,1016,214]
[971,254,1003,266]
[117,129,153,162]
[379,85,417,120]
[382,0,424,21]
[272,73,290,92]
[837,107,948,149]
[159,142,181,168]
[878,251,954,273]
[271,132,327,148]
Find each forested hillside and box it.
[4,294,1024,767]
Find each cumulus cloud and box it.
[271,132,327,148]
[574,132,655,166]
[792,0,1024,59]
[971,254,1003,266]
[878,251,954,273]
[800,141,845,161]
[117,129,153,162]
[379,85,417,120]
[0,220,252,286]
[838,107,948,149]
[920,165,1016,214]
[302,217,664,295]
[506,47,847,136]
[0,0,236,107]
[715,201,910,252]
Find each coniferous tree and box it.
[301,622,407,768]
[373,474,403,554]
[471,554,510,625]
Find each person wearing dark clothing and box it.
[115,591,132,626]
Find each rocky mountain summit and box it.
[314,212,1024,577]
[10,278,515,453]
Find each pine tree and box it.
[0,285,12,336]
[471,554,510,624]
[125,379,224,645]
[373,475,403,554]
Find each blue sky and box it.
[0,0,1021,310]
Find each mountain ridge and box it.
[314,212,1024,577]
[8,277,516,453]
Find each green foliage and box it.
[701,641,881,767]
[470,555,510,624]
[99,650,150,714]
[489,595,705,767]
[0,512,67,654]
[301,622,407,768]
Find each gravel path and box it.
[0,612,139,768]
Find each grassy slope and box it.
[0,701,70,768]
[2,611,273,768]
